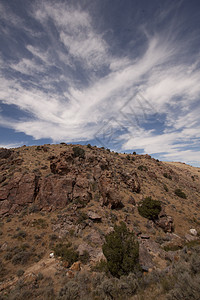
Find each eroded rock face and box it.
[0,147,141,215]
[36,174,75,210]
[0,173,37,215]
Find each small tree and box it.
[72,146,85,159]
[174,189,187,199]
[138,197,161,220]
[102,222,140,278]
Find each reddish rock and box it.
[50,152,74,175]
[155,208,174,233]
[73,175,92,204]
[0,172,37,215]
[36,174,76,210]
[99,175,123,208]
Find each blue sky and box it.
[0,0,200,166]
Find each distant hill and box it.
[0,144,200,299]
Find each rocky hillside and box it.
[0,144,200,299]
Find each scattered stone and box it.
[185,234,198,242]
[189,228,197,236]
[1,242,8,251]
[49,252,54,258]
[140,234,150,239]
[87,211,102,222]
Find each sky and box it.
[0,0,200,167]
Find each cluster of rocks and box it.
[0,148,142,215]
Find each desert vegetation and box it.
[0,144,200,299]
[138,197,162,220]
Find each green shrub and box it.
[163,184,169,192]
[36,272,44,281]
[87,144,92,149]
[49,234,58,241]
[72,146,85,159]
[138,165,148,171]
[163,244,182,252]
[95,272,140,299]
[76,211,88,224]
[163,173,172,180]
[174,189,187,199]
[32,218,48,229]
[29,204,40,213]
[12,251,31,265]
[53,243,79,267]
[138,197,161,220]
[102,222,140,278]
[13,230,27,239]
[58,281,80,300]
[17,269,24,277]
[0,260,6,277]
[92,259,108,273]
[79,250,90,264]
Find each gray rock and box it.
[1,242,8,251]
[86,229,104,246]
[140,234,150,239]
[139,242,154,269]
[87,211,102,222]
[189,228,197,236]
[185,233,198,242]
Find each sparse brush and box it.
[174,189,187,199]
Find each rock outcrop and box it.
[155,208,174,233]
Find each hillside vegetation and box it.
[0,144,200,299]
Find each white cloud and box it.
[0,143,23,149]
[0,1,200,166]
[11,58,45,75]
[34,2,108,69]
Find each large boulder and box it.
[155,207,174,233]
[87,211,102,222]
[99,175,123,208]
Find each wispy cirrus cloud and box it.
[0,1,200,166]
